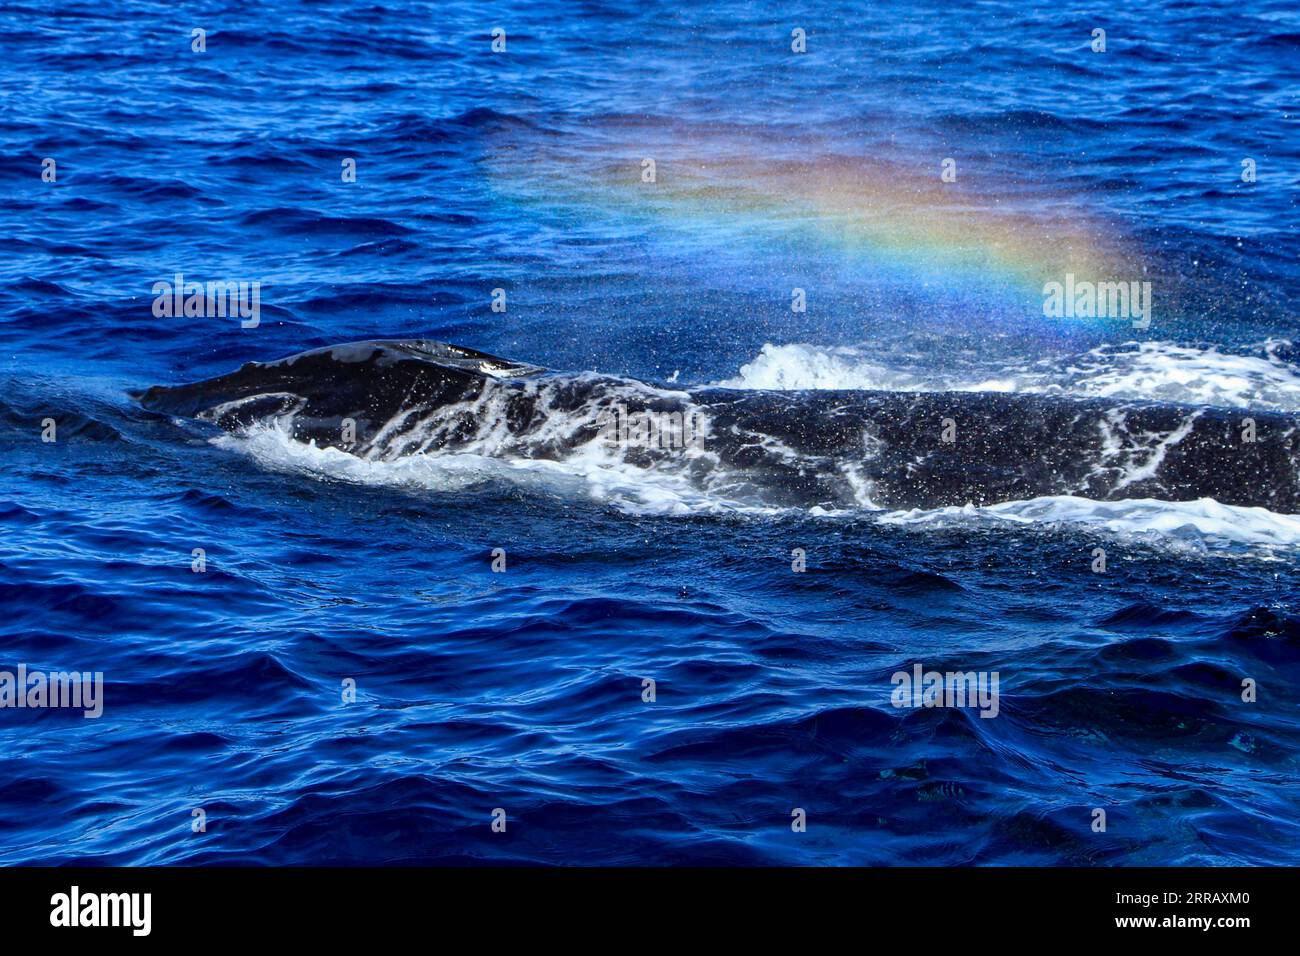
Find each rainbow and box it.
[485,128,1141,325]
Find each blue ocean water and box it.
[1,0,1299,865]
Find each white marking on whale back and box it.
[198,392,304,422]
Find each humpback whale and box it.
[135,340,1300,512]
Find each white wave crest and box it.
[879,495,1300,554]
[212,420,780,517]
[719,340,1300,411]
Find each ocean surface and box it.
[1,0,1299,865]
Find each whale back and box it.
[135,339,546,435]
[135,340,1300,512]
